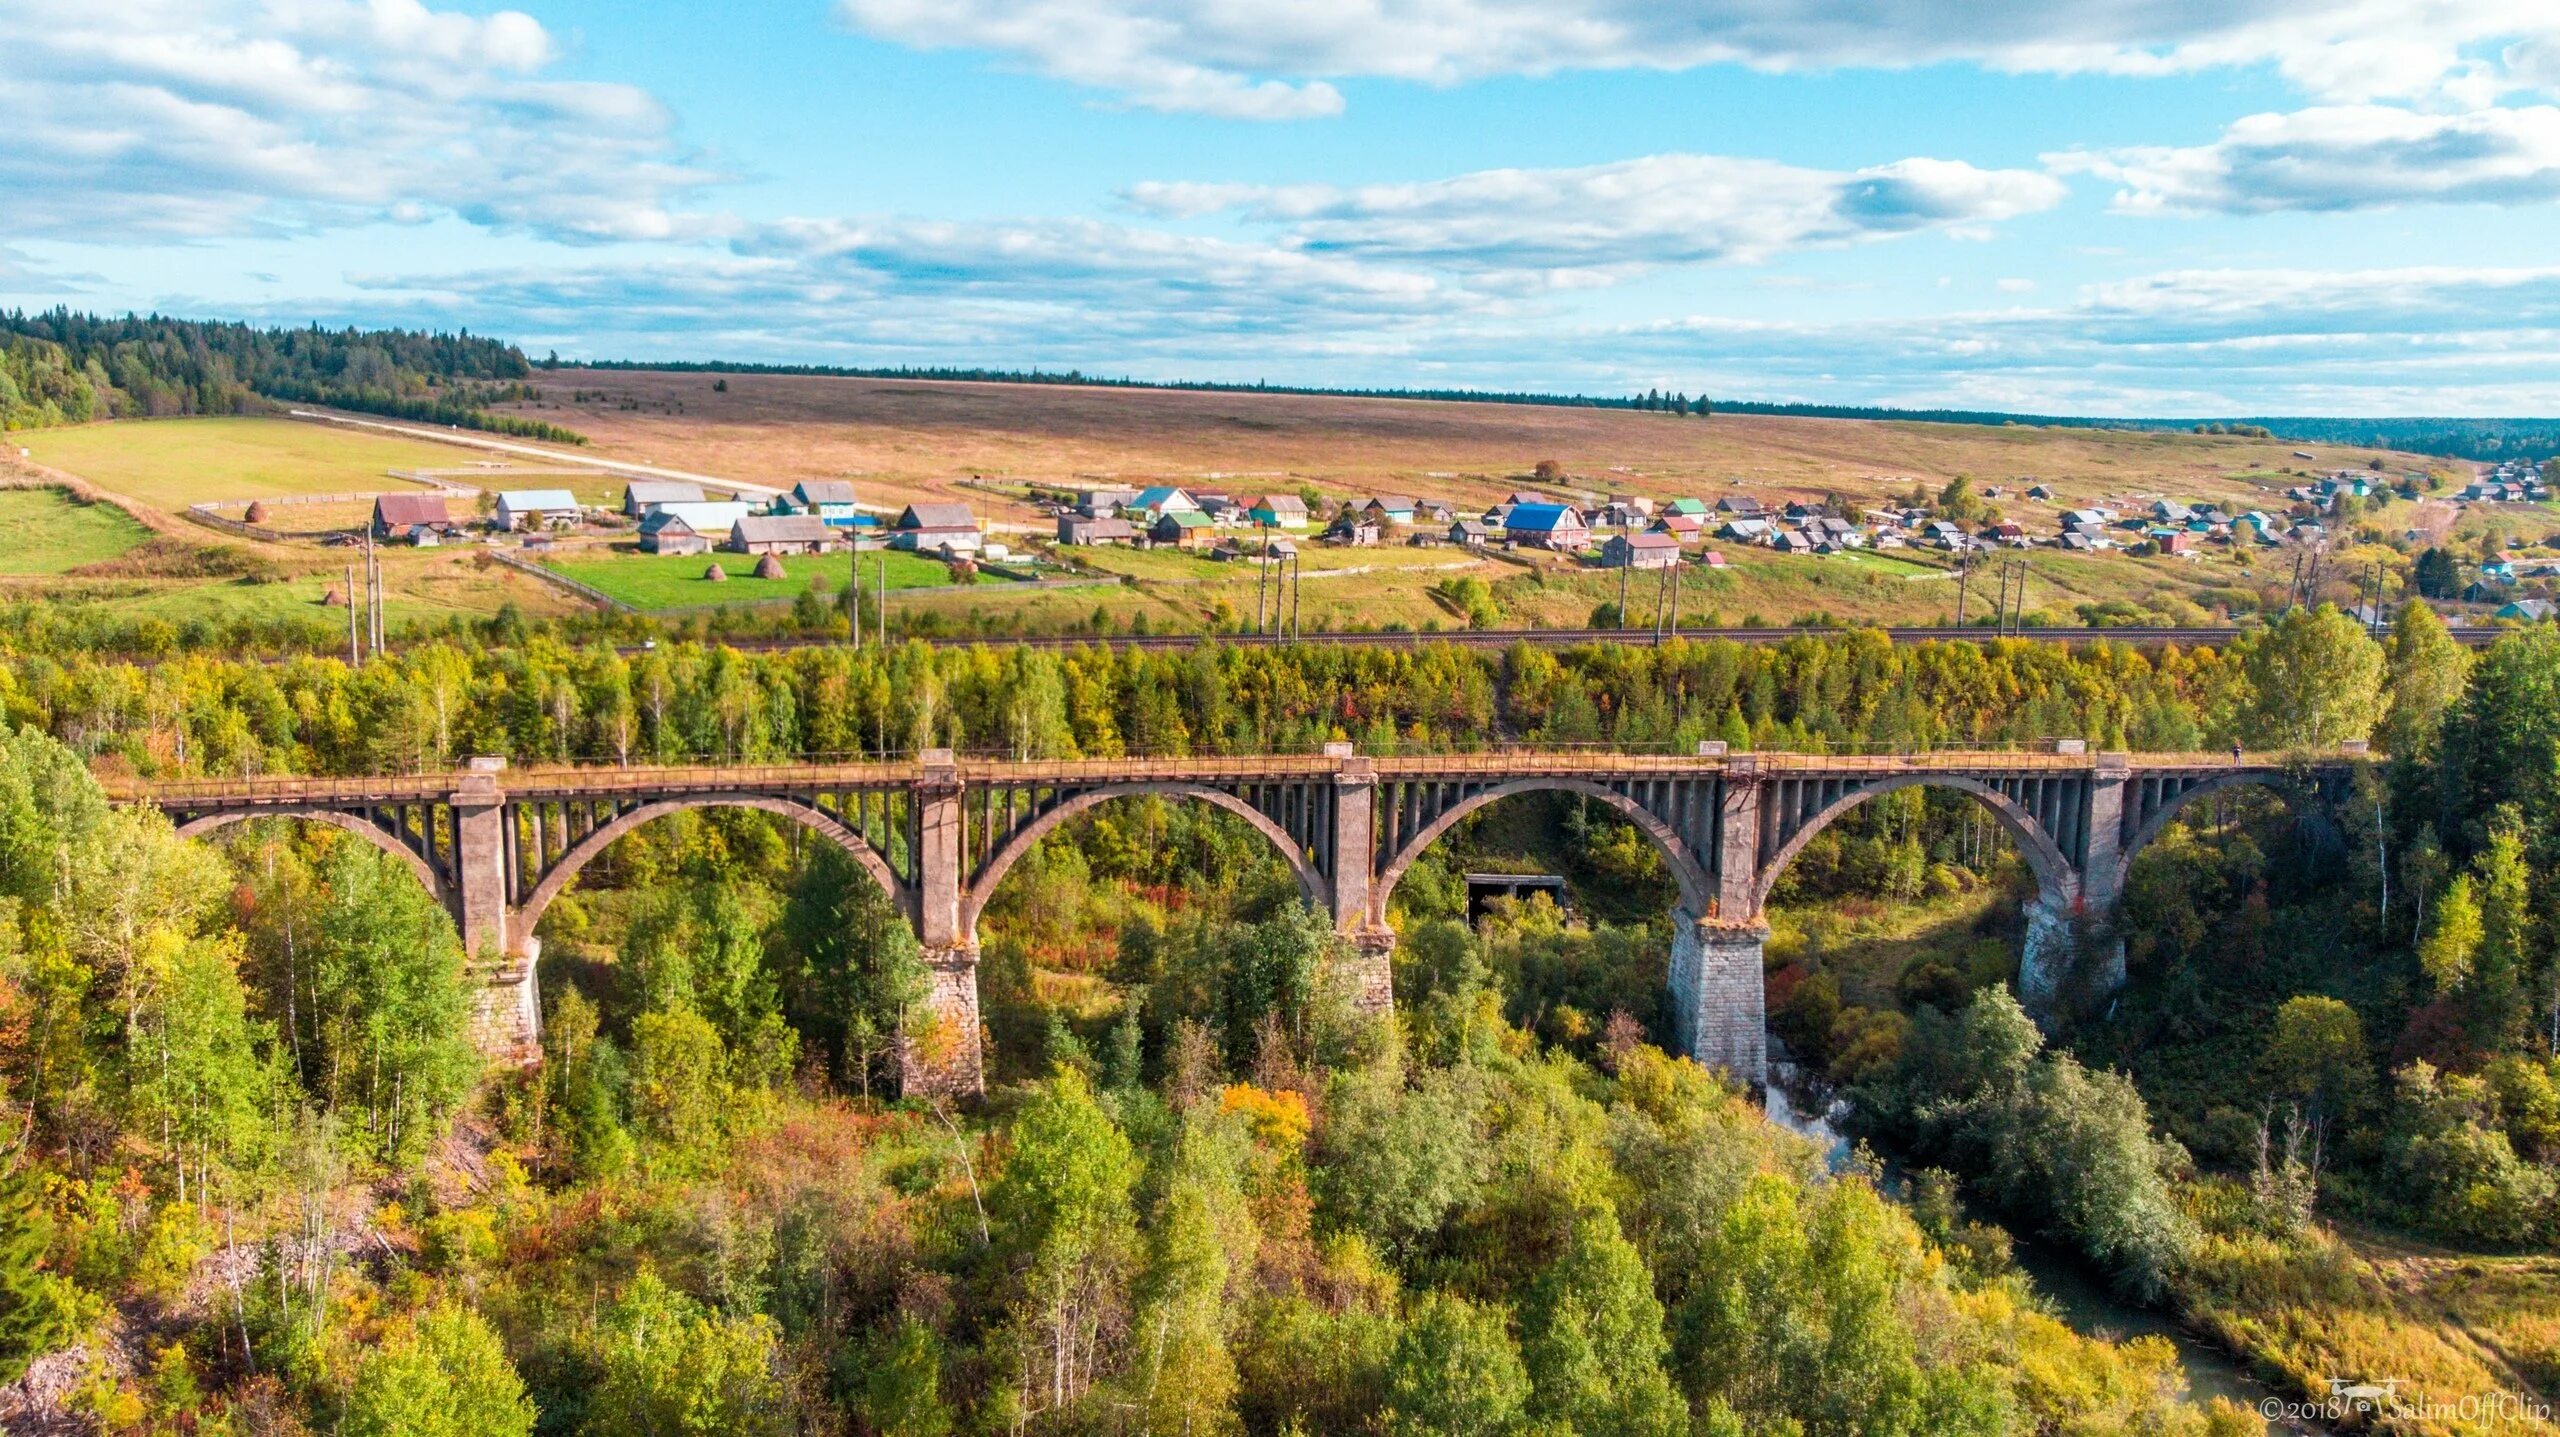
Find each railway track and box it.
[679,622,2488,654]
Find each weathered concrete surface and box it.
[1670,911,1767,1094]
[2017,890,2124,1024]
[901,944,985,1098]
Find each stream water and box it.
[1764,1054,2326,1433]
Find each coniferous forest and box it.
[2,607,2557,1432]
[0,311,585,444]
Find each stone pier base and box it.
[1339,929,1397,1016]
[471,936,543,1069]
[1669,912,1767,1096]
[901,944,985,1098]
[2017,891,2125,1026]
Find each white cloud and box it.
[836,0,2560,118]
[2058,104,2560,212]
[311,221,2560,413]
[1127,154,2064,276]
[0,0,721,242]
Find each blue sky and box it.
[8,0,2560,413]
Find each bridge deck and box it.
[107,748,2327,805]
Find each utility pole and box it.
[367,531,385,655]
[1666,551,1681,641]
[878,552,888,647]
[1616,551,1630,628]
[849,549,863,651]
[345,563,361,665]
[1257,525,1271,633]
[1288,551,1302,640]
[1954,549,1973,628]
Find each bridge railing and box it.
[104,745,2350,806]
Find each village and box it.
[333,455,2559,618]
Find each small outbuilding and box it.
[729,514,836,555]
[494,489,582,531]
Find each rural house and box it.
[1601,531,1681,569]
[1503,502,1590,551]
[371,493,454,543]
[776,480,862,525]
[641,501,753,554]
[494,490,582,531]
[638,510,715,556]
[620,481,706,516]
[1152,510,1218,548]
[892,503,983,555]
[1247,494,1311,529]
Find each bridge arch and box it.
[2115,770,2323,894]
[1373,777,1710,921]
[1752,774,2077,916]
[516,794,912,940]
[172,808,448,908]
[961,784,1328,940]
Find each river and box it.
[1765,1053,2327,1433]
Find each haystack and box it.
[703,563,728,582]
[320,587,345,607]
[243,501,271,524]
[753,553,787,581]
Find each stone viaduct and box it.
[115,744,2359,1097]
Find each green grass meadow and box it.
[0,487,154,574]
[544,547,957,610]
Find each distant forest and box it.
[570,356,2553,462]
[0,310,587,444]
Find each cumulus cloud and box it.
[2058,104,2560,212]
[0,0,722,241]
[341,214,1479,367]
[1126,154,2063,275]
[836,0,2560,118]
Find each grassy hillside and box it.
[0,487,152,574]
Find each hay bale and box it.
[703,563,728,583]
[243,501,271,524]
[320,587,345,607]
[753,552,787,581]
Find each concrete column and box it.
[1328,746,1380,934]
[2021,754,2128,1024]
[451,756,511,957]
[1715,758,1765,922]
[904,748,983,1096]
[451,756,542,1064]
[2077,753,2130,916]
[1668,911,1767,1097]
[914,749,965,949]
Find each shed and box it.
[729,514,836,555]
[1057,515,1139,545]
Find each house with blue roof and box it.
[1503,502,1590,551]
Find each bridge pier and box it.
[902,750,985,1097]
[1669,912,1768,1095]
[132,746,2361,1105]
